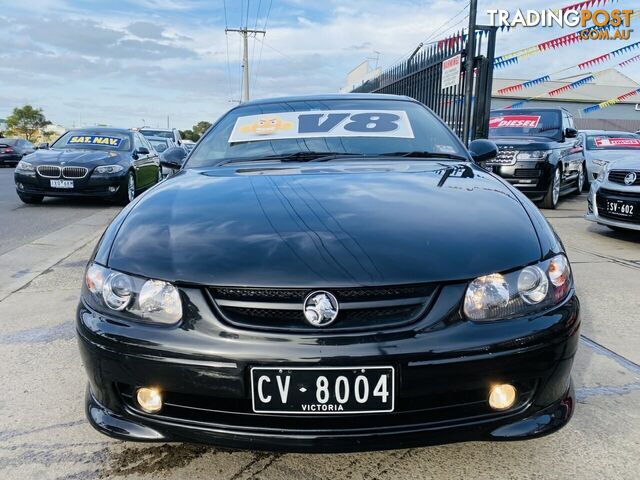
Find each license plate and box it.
[606,200,635,217]
[50,179,74,189]
[251,366,395,414]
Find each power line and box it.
[223,0,233,103]
[253,0,272,93]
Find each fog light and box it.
[108,186,117,193]
[136,387,163,413]
[17,183,24,190]
[488,384,517,410]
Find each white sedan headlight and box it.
[95,165,125,174]
[463,254,572,321]
[85,263,182,325]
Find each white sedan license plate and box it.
[50,179,74,189]
[251,366,395,414]
[606,200,635,217]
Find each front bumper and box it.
[1,154,21,165]
[77,285,580,452]
[485,161,553,201]
[14,170,126,198]
[586,186,640,231]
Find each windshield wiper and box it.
[264,151,367,162]
[379,151,469,161]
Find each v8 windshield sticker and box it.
[489,115,541,129]
[228,110,415,143]
[67,135,123,147]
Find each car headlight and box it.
[463,254,572,321]
[84,263,182,325]
[95,165,125,174]
[516,150,550,160]
[16,160,35,171]
[592,159,608,167]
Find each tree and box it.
[180,121,213,142]
[6,105,51,142]
[179,129,196,141]
[193,121,212,138]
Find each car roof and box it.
[580,130,637,135]
[140,127,174,131]
[491,107,570,113]
[237,93,414,108]
[0,138,20,144]
[66,127,132,135]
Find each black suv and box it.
[485,108,586,209]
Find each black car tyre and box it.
[541,166,561,209]
[17,192,44,204]
[117,171,136,206]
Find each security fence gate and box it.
[351,26,497,143]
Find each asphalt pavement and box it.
[0,192,639,479]
[0,168,112,256]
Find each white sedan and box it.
[586,150,640,232]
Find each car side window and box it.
[139,134,154,153]
[133,134,146,152]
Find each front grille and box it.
[488,147,517,165]
[36,165,61,178]
[117,379,536,433]
[596,188,640,223]
[514,168,541,178]
[62,166,88,178]
[209,285,437,332]
[608,170,640,186]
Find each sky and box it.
[0,0,638,130]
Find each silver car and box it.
[586,154,640,232]
[578,130,640,187]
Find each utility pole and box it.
[462,0,478,145]
[226,27,266,102]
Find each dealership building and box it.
[491,69,640,132]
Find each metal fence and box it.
[350,26,497,143]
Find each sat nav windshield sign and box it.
[67,135,123,147]
[489,115,541,129]
[229,110,415,143]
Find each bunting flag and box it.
[495,24,615,68]
[619,54,640,67]
[582,87,640,114]
[548,75,595,95]
[496,45,640,95]
[578,42,640,69]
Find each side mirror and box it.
[565,128,578,139]
[135,147,150,155]
[160,146,187,170]
[468,139,498,162]
[38,142,49,150]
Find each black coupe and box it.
[77,94,579,452]
[14,127,161,204]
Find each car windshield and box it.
[52,131,131,151]
[586,133,640,150]
[0,138,18,146]
[149,139,169,152]
[141,130,173,139]
[185,99,468,168]
[488,110,562,139]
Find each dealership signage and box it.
[489,115,541,129]
[441,54,461,90]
